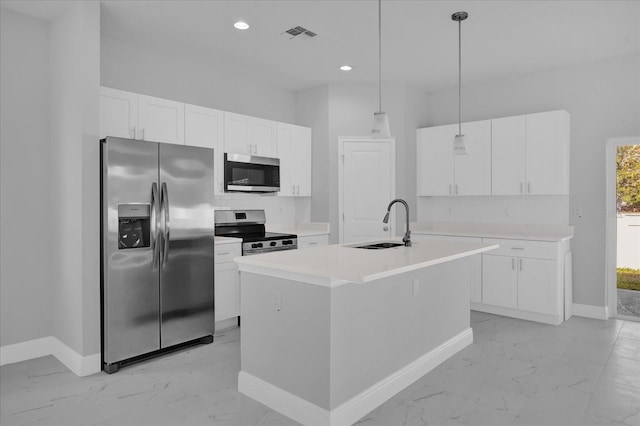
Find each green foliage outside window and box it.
[617,145,640,212]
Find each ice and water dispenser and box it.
[118,204,151,249]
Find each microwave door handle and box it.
[161,182,170,266]
[151,182,160,269]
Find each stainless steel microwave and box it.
[224,153,280,193]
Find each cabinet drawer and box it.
[482,238,557,260]
[298,234,329,249]
[214,244,241,264]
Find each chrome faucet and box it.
[383,199,411,247]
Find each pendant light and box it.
[371,0,391,138]
[452,11,468,155]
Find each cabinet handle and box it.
[247,144,251,154]
[519,259,523,271]
[141,128,145,140]
[253,144,258,155]
[292,184,296,194]
[520,182,523,194]
[455,184,459,195]
[131,126,136,139]
[309,242,317,245]
[512,258,515,270]
[511,247,525,251]
[296,185,300,195]
[216,251,230,256]
[527,182,531,194]
[449,184,452,195]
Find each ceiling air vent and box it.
[282,26,317,40]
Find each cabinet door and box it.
[517,258,558,315]
[482,255,518,309]
[185,104,224,194]
[417,125,456,196]
[276,123,295,196]
[492,116,526,195]
[99,87,138,139]
[525,111,569,195]
[454,120,492,195]
[215,261,240,322]
[138,95,185,145]
[292,126,312,196]
[250,117,277,158]
[223,112,251,155]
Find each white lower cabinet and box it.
[215,243,241,323]
[413,233,570,324]
[412,234,482,303]
[297,234,329,249]
[479,238,568,324]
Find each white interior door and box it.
[340,138,395,244]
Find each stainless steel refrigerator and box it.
[100,136,215,373]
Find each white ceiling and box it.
[4,0,640,93]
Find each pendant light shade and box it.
[452,11,468,155]
[371,0,391,138]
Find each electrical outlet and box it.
[272,291,282,312]
[574,208,582,218]
[412,278,420,296]
[503,207,510,217]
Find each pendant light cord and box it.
[378,0,382,113]
[458,18,462,135]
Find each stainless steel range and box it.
[214,210,297,255]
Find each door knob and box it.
[383,226,389,231]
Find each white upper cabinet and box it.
[417,121,491,196]
[277,123,312,197]
[224,112,277,158]
[454,120,492,195]
[99,87,184,145]
[525,110,570,195]
[491,115,526,195]
[137,95,185,145]
[419,109,570,197]
[417,124,456,196]
[492,110,570,195]
[99,87,138,139]
[184,104,224,194]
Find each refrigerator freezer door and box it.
[159,143,215,347]
[102,137,160,364]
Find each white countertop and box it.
[265,222,330,237]
[235,239,498,287]
[410,222,574,242]
[215,236,242,245]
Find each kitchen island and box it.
[235,239,498,426]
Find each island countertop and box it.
[234,239,498,287]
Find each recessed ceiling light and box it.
[234,21,249,30]
[340,65,352,71]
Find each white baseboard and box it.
[239,328,473,426]
[0,336,101,377]
[572,303,609,320]
[0,336,54,366]
[471,303,562,325]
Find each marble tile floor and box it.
[1,312,639,426]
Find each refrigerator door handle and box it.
[161,182,170,266]
[151,182,161,269]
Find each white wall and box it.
[49,1,101,356]
[0,9,53,347]
[417,54,640,307]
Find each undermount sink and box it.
[352,242,405,250]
